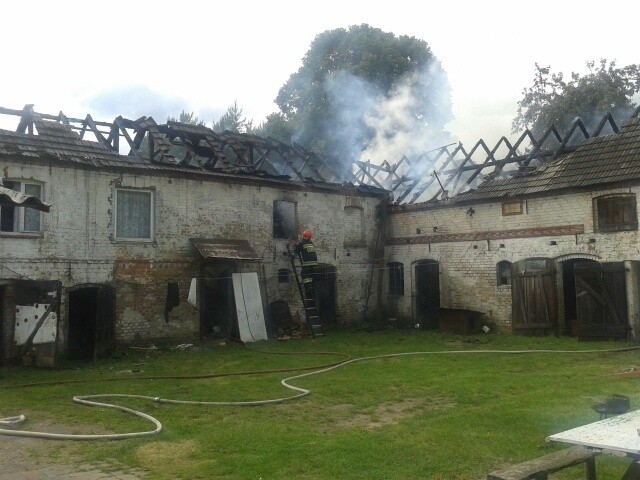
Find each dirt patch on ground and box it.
[0,414,148,479]
[315,396,455,431]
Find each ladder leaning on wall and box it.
[286,245,324,338]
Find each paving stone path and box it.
[0,436,148,480]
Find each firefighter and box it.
[293,229,318,299]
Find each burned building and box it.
[0,105,388,365]
[380,109,640,341]
[3,101,640,367]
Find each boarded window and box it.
[497,261,512,286]
[388,262,404,296]
[116,189,153,240]
[502,200,523,216]
[594,195,638,232]
[273,200,296,239]
[0,180,43,233]
[344,206,364,246]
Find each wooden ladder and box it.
[287,245,324,338]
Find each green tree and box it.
[513,59,640,137]
[253,112,294,144]
[212,100,254,134]
[167,110,205,126]
[269,24,452,163]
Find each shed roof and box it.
[190,238,261,261]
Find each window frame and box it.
[0,179,44,235]
[593,194,638,233]
[272,200,297,239]
[387,262,405,296]
[496,260,512,287]
[501,200,523,216]
[114,188,155,242]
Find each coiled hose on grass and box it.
[1,345,639,441]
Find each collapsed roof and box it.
[0,105,383,197]
[1,104,639,205]
[357,108,640,205]
[456,117,640,203]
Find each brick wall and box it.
[385,187,640,331]
[1,160,386,352]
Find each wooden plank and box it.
[487,446,597,480]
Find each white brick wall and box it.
[1,160,386,348]
[385,186,640,331]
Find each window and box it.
[115,189,154,240]
[277,269,290,283]
[0,180,43,233]
[496,261,512,286]
[273,200,296,239]
[501,200,523,216]
[344,206,364,246]
[388,262,404,296]
[594,194,638,232]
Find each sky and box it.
[1,0,638,150]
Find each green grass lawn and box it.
[1,330,639,479]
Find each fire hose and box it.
[1,345,639,441]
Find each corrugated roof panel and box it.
[0,185,51,212]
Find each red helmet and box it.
[302,229,313,240]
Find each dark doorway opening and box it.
[415,260,440,330]
[68,287,99,361]
[67,285,115,362]
[561,259,597,336]
[201,262,238,340]
[314,264,337,328]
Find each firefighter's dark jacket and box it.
[294,239,318,267]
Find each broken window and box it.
[387,262,404,296]
[344,206,364,246]
[115,188,154,240]
[594,194,638,232]
[273,200,296,239]
[0,180,43,233]
[496,261,512,286]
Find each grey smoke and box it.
[324,65,452,169]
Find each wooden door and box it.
[415,261,440,330]
[511,259,557,335]
[575,262,629,340]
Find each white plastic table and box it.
[546,409,640,478]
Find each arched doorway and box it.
[415,260,440,330]
[559,257,598,336]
